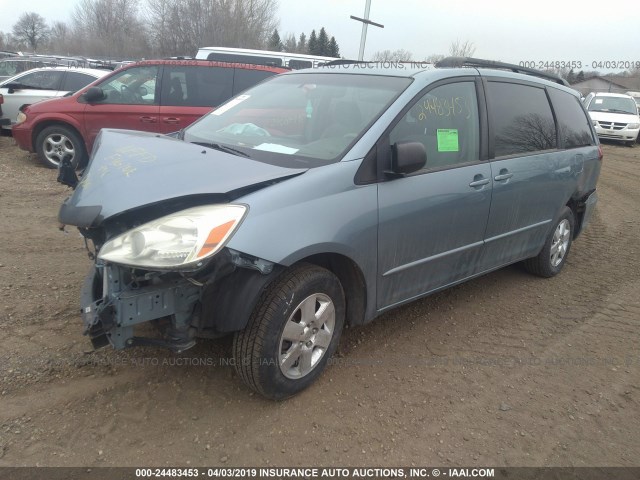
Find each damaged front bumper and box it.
[79,248,277,352]
[81,263,201,352]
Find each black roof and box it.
[436,57,570,86]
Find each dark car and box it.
[12,59,288,168]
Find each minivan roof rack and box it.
[435,57,570,87]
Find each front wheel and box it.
[35,125,87,169]
[233,263,345,400]
[524,206,575,278]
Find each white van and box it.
[195,46,336,69]
[584,92,640,145]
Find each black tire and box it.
[35,125,87,169]
[233,263,345,400]
[524,206,575,278]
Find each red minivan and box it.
[12,59,287,168]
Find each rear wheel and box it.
[524,207,575,278]
[35,125,86,169]
[233,263,345,400]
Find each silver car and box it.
[0,67,109,129]
[58,59,601,399]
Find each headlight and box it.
[98,204,247,269]
[15,112,27,125]
[627,123,640,129]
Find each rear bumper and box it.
[580,190,598,234]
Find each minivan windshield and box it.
[183,73,412,167]
[588,96,638,115]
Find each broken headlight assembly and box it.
[98,204,247,270]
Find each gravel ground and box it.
[0,136,639,467]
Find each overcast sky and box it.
[1,0,637,71]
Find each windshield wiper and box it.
[191,142,250,158]
[607,109,635,114]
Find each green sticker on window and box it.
[437,129,459,152]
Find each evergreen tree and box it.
[298,32,307,54]
[328,36,340,58]
[567,68,576,84]
[268,29,282,51]
[317,27,329,56]
[308,29,318,55]
[576,70,585,83]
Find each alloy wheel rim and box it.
[550,219,571,267]
[43,134,75,166]
[278,293,335,379]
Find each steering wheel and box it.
[120,84,141,103]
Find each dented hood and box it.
[59,129,306,227]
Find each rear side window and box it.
[488,82,557,157]
[232,68,277,95]
[15,70,64,90]
[288,60,312,69]
[161,65,233,107]
[548,88,594,148]
[61,72,96,92]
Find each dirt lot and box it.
[0,135,639,468]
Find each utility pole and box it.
[350,0,384,61]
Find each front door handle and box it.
[162,117,180,124]
[469,175,490,188]
[494,169,513,181]
[140,116,157,123]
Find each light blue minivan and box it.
[59,58,601,399]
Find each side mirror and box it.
[390,141,427,175]
[82,86,105,103]
[5,82,20,94]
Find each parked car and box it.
[0,50,19,60]
[56,59,602,399]
[12,59,288,168]
[0,92,8,127]
[0,58,53,82]
[0,67,110,130]
[583,92,640,146]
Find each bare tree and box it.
[73,0,149,58]
[371,49,413,62]
[145,0,278,57]
[424,53,445,63]
[282,33,297,53]
[12,12,50,51]
[48,21,72,54]
[449,39,475,58]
